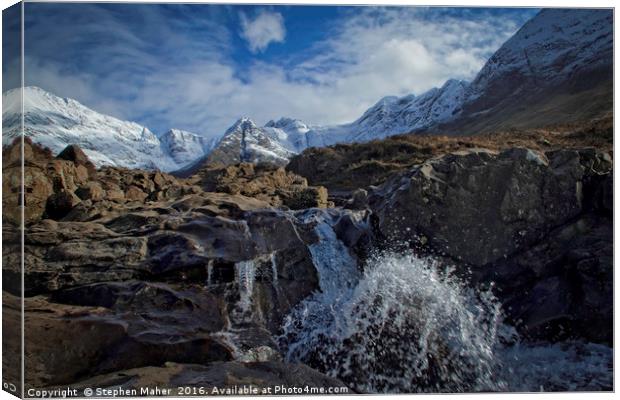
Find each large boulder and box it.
[75,181,105,201]
[57,144,95,170]
[370,148,595,266]
[45,190,82,220]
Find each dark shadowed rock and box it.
[57,144,89,164]
[45,190,82,220]
[370,148,588,266]
[6,290,233,388]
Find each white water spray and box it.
[280,251,504,393]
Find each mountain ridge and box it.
[1,86,210,171]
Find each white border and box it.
[0,1,616,400]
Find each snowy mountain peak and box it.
[159,128,213,167]
[265,117,311,133]
[467,9,612,100]
[2,86,208,171]
[203,117,298,166]
[226,117,259,133]
[341,78,469,143]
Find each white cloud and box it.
[133,8,527,138]
[240,10,286,53]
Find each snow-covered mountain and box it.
[158,129,216,167]
[2,86,209,171]
[205,118,297,166]
[310,79,469,145]
[263,117,312,152]
[439,8,613,133]
[468,8,612,100]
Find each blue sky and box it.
[3,4,538,138]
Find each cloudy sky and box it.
[3,4,538,138]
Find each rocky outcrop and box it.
[190,162,329,210]
[369,147,612,344]
[2,139,202,225]
[0,139,330,223]
[6,202,367,388]
[2,135,613,392]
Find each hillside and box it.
[287,116,613,191]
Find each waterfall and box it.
[280,251,504,393]
[231,259,256,324]
[270,253,278,284]
[279,214,613,393]
[306,216,361,293]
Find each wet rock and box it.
[491,214,613,344]
[370,147,612,344]
[2,138,375,391]
[346,188,369,209]
[145,232,211,276]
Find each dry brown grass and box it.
[287,116,613,191]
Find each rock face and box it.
[189,162,329,210]
[2,138,369,391]
[369,147,612,343]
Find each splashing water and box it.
[499,341,613,392]
[280,250,504,393]
[279,216,613,393]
